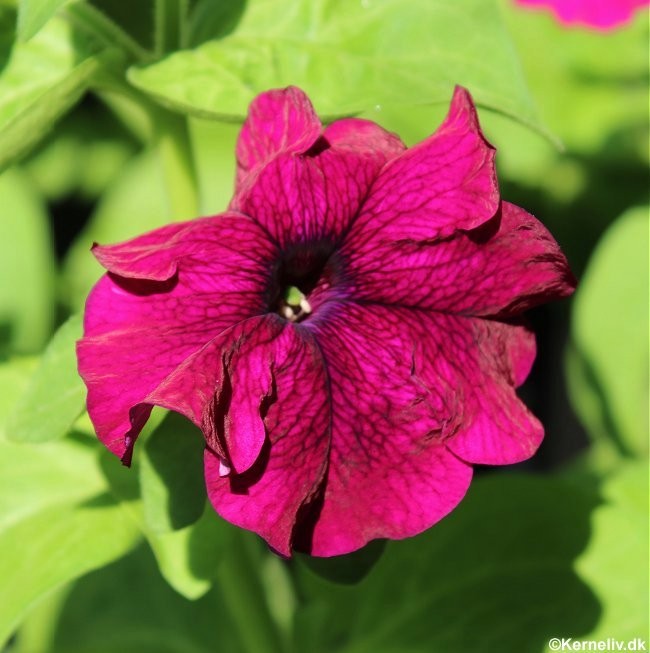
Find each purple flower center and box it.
[268,239,340,323]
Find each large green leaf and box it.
[0,358,37,435]
[145,507,232,599]
[294,472,606,653]
[7,314,86,443]
[140,411,206,533]
[21,543,248,653]
[128,0,546,135]
[575,462,649,642]
[567,207,649,458]
[17,0,70,40]
[0,167,56,354]
[0,13,101,171]
[0,498,140,647]
[0,436,141,647]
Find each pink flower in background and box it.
[515,0,649,30]
[77,86,575,557]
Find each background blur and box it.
[0,0,648,652]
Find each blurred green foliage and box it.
[0,0,647,651]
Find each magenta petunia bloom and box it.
[515,0,649,30]
[77,86,575,557]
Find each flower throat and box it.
[270,241,336,323]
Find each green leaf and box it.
[294,472,605,653]
[128,0,547,136]
[0,436,141,647]
[0,435,104,531]
[25,542,247,653]
[574,462,649,642]
[567,207,649,458]
[297,540,386,585]
[17,0,70,40]
[0,14,101,171]
[503,2,649,158]
[0,168,56,354]
[140,411,206,533]
[0,358,38,435]
[22,103,137,201]
[146,507,231,599]
[61,149,172,311]
[7,314,86,443]
[0,498,140,647]
[188,117,238,214]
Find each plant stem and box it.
[155,0,190,55]
[216,533,286,653]
[66,3,153,63]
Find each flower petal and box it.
[345,202,576,318]
[78,214,274,462]
[442,318,544,465]
[92,213,275,286]
[232,120,403,248]
[515,0,649,30]
[204,321,331,557]
[301,303,542,554]
[323,117,405,159]
[342,86,498,259]
[235,86,322,188]
[303,303,473,556]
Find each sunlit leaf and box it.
[61,149,172,311]
[503,3,648,158]
[128,0,548,137]
[567,207,649,458]
[17,0,70,40]
[0,358,37,435]
[140,411,206,533]
[575,462,649,641]
[7,314,86,443]
[0,14,101,171]
[0,168,55,354]
[146,508,231,599]
[0,499,140,648]
[0,436,141,647]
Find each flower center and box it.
[269,240,337,323]
[278,286,312,322]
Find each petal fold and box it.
[78,214,274,462]
[341,86,499,260]
[231,142,398,248]
[204,321,331,557]
[345,202,576,318]
[304,303,474,556]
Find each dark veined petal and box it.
[203,320,331,557]
[231,120,403,248]
[298,303,541,555]
[235,86,322,189]
[341,86,499,260]
[302,303,474,556]
[77,214,275,462]
[345,202,576,317]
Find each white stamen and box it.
[281,306,295,320]
[299,297,312,314]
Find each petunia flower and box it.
[77,86,575,557]
[514,0,649,30]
